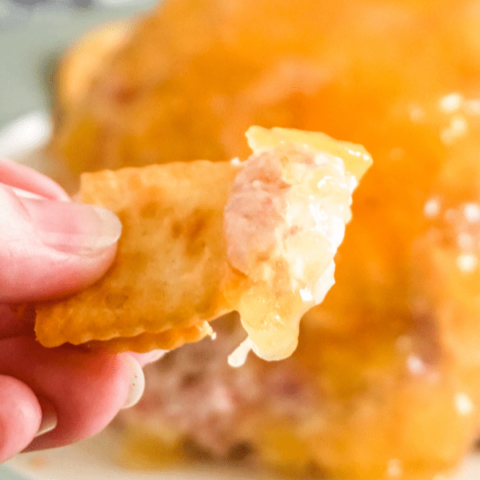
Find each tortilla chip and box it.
[36,160,237,351]
[86,322,212,354]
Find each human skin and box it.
[0,158,162,462]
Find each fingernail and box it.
[146,350,166,363]
[20,197,122,255]
[131,350,167,367]
[12,187,46,200]
[34,396,57,438]
[121,354,145,409]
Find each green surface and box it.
[0,2,156,128]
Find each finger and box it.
[130,350,166,367]
[0,158,69,201]
[0,375,42,463]
[0,337,143,451]
[0,185,122,303]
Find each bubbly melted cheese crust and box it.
[224,127,372,363]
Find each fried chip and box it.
[36,160,236,351]
[87,322,212,354]
[35,126,371,360]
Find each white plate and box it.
[6,429,281,480]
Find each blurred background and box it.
[0,0,155,127]
[3,1,480,480]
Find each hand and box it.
[0,158,161,462]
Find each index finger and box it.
[0,158,69,201]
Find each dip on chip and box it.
[35,126,371,362]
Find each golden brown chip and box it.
[86,322,212,354]
[36,160,237,351]
[35,127,371,360]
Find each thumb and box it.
[0,185,121,303]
